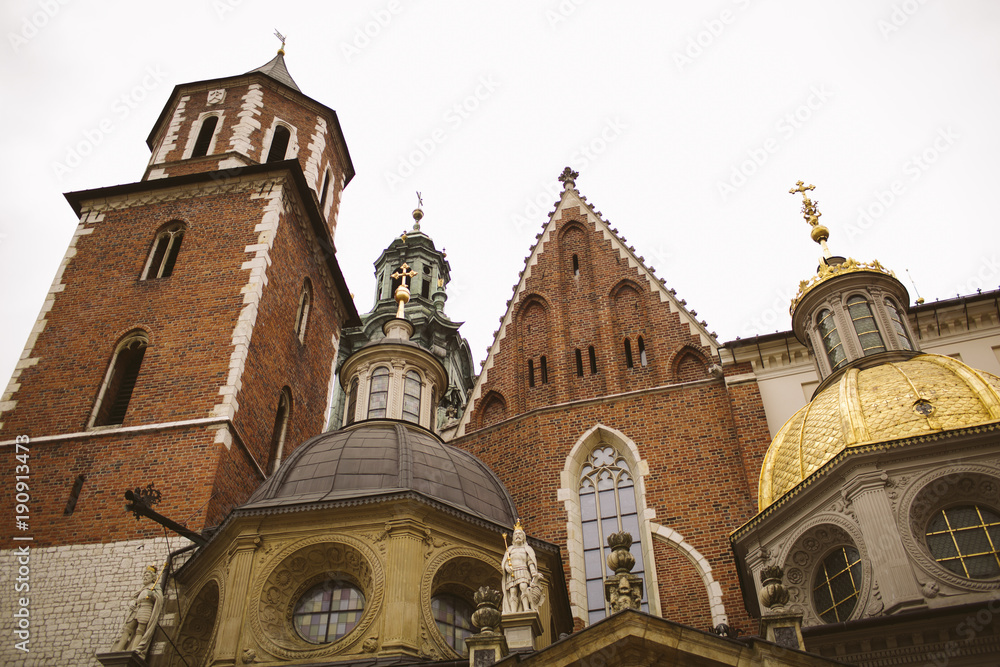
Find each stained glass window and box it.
[812,546,862,623]
[926,505,1000,579]
[402,370,421,424]
[367,366,390,419]
[432,594,474,654]
[293,581,365,644]
[579,445,647,624]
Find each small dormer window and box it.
[817,309,847,371]
[884,298,913,351]
[847,296,886,356]
[191,116,218,158]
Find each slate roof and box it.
[247,51,301,91]
[242,420,518,527]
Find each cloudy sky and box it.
[1,1,998,391]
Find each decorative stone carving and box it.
[501,523,542,613]
[111,565,165,657]
[362,637,379,652]
[603,531,644,612]
[241,646,257,663]
[472,587,503,634]
[207,89,226,104]
[759,565,790,609]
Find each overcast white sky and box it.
[1,1,998,392]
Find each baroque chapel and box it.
[2,51,1000,667]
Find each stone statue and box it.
[112,564,164,656]
[502,522,541,613]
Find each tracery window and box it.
[926,505,1000,579]
[884,297,913,351]
[402,370,421,424]
[293,581,365,644]
[367,366,390,419]
[847,296,886,356]
[579,445,647,624]
[812,546,862,623]
[817,308,846,371]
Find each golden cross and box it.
[391,262,417,288]
[789,180,815,196]
[789,180,821,227]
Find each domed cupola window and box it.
[402,370,422,424]
[847,296,886,356]
[884,297,913,351]
[817,309,847,371]
[812,546,862,623]
[926,505,1000,579]
[367,366,390,419]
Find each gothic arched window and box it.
[266,125,291,162]
[141,222,185,280]
[579,445,648,624]
[92,331,149,427]
[191,115,218,158]
[367,366,390,419]
[402,370,421,424]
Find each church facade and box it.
[2,52,1000,667]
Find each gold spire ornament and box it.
[789,180,832,258]
[274,29,287,55]
[412,191,424,231]
[391,263,417,319]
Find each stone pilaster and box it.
[843,471,923,612]
[382,518,426,655]
[213,534,259,665]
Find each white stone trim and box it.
[323,331,341,431]
[0,213,99,427]
[558,423,660,625]
[303,115,328,195]
[181,110,225,160]
[151,95,189,165]
[649,523,728,627]
[210,184,284,431]
[229,84,264,158]
[261,117,299,163]
[0,416,232,447]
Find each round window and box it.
[812,546,862,623]
[432,593,474,654]
[293,580,365,644]
[926,505,1000,579]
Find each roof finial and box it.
[413,191,424,231]
[391,262,417,319]
[558,166,578,191]
[274,29,287,55]
[789,180,831,258]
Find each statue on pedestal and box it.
[112,564,164,656]
[501,521,542,613]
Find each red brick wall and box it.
[653,538,715,631]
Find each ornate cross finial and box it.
[558,167,579,190]
[390,263,417,318]
[274,29,286,54]
[391,262,416,288]
[789,180,831,257]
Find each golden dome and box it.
[758,354,1000,510]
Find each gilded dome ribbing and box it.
[758,354,1000,510]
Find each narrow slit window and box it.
[345,378,359,426]
[367,367,390,419]
[818,309,847,370]
[141,222,185,280]
[268,388,292,474]
[589,346,598,374]
[402,370,422,424]
[575,349,584,377]
[572,254,580,278]
[191,116,218,158]
[294,279,312,343]
[63,474,86,516]
[624,338,634,369]
[93,333,149,427]
[540,356,548,384]
[266,125,291,163]
[528,359,535,388]
[638,337,647,366]
[319,169,331,210]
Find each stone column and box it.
[381,518,426,655]
[843,471,923,612]
[212,534,259,665]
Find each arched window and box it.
[294,279,312,343]
[589,346,598,374]
[345,378,359,426]
[191,116,218,158]
[624,338,634,369]
[540,356,548,384]
[638,337,647,367]
[575,349,584,377]
[926,505,1000,579]
[579,445,648,624]
[293,580,365,644]
[421,264,432,298]
[813,546,862,623]
[367,367,390,419]
[141,222,185,279]
[92,332,149,427]
[319,168,331,210]
[884,298,913,351]
[269,388,292,473]
[402,370,422,424]
[847,296,886,356]
[432,593,474,655]
[528,359,535,388]
[266,125,291,163]
[817,309,846,371]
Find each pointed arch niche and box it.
[558,424,661,625]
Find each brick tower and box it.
[0,50,359,664]
[452,168,773,634]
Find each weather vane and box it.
[274,29,286,52]
[416,191,423,208]
[789,180,831,257]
